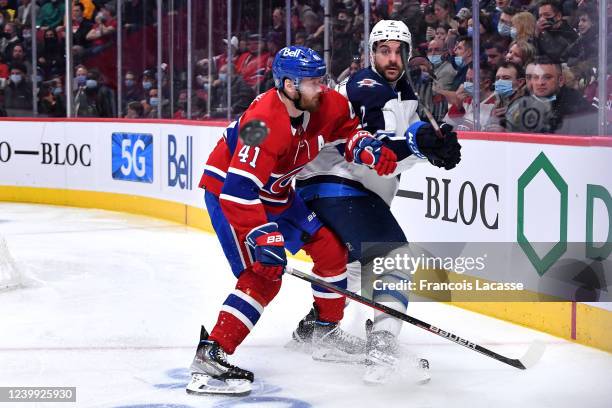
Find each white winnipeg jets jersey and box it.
[296,67,425,205]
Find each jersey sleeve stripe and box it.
[219,194,262,205]
[227,167,265,188]
[204,165,227,178]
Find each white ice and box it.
[0,202,610,408]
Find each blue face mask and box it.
[454,56,464,68]
[219,73,228,82]
[86,79,98,89]
[467,26,474,37]
[498,22,512,37]
[463,81,474,96]
[536,94,557,102]
[428,54,442,66]
[421,72,431,82]
[76,75,87,86]
[10,74,22,84]
[53,87,62,96]
[125,79,135,87]
[149,97,159,107]
[494,79,514,97]
[142,81,153,90]
[510,27,517,39]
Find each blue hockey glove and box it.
[246,222,287,281]
[405,121,462,170]
[347,130,397,175]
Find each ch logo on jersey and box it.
[264,165,306,194]
[357,78,382,88]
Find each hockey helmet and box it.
[368,20,413,67]
[272,46,326,90]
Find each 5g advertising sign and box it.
[112,133,154,183]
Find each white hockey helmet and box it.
[368,20,413,69]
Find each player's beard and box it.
[295,92,321,112]
[378,62,403,82]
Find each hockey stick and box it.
[401,46,445,140]
[286,266,545,370]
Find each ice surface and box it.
[0,202,610,408]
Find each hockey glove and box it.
[246,222,287,281]
[405,121,462,170]
[347,130,398,176]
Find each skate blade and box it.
[312,347,366,364]
[186,374,252,396]
[285,338,313,354]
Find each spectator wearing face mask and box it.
[144,87,170,118]
[38,29,64,78]
[449,36,472,91]
[444,63,496,131]
[209,63,256,118]
[121,70,142,111]
[74,68,115,117]
[408,55,447,123]
[141,69,156,96]
[428,38,456,92]
[485,61,527,131]
[506,56,597,134]
[4,62,33,115]
[1,22,21,60]
[38,79,66,117]
[496,6,517,41]
[490,0,512,27]
[534,0,578,63]
[37,0,65,31]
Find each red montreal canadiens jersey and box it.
[199,88,361,232]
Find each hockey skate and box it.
[311,318,366,364]
[186,326,254,396]
[285,306,317,352]
[363,320,430,385]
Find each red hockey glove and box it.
[346,131,398,176]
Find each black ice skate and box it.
[363,319,430,385]
[186,326,254,396]
[285,305,317,352]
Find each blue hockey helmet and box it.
[272,46,326,90]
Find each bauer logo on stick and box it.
[239,120,269,147]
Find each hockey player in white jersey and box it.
[290,20,461,384]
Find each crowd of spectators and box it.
[0,0,609,134]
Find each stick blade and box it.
[517,340,546,369]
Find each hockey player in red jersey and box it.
[186,45,399,396]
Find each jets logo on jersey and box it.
[357,78,382,88]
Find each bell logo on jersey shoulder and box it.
[357,78,382,88]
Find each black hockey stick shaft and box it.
[286,267,529,370]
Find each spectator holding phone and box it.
[534,0,577,63]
